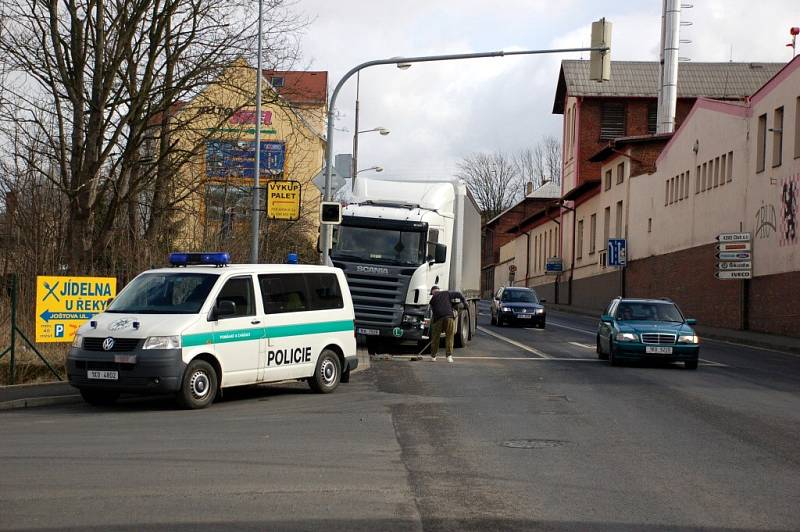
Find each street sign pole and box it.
[250,0,264,264]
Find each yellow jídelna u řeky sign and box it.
[35,276,117,343]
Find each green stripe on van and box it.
[181,319,354,348]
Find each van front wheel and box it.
[178,359,218,409]
[309,349,341,394]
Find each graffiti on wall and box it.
[754,202,777,239]
[780,174,799,247]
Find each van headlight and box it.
[72,334,83,348]
[142,336,182,350]
[615,332,638,342]
[678,334,699,344]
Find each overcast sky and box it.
[295,0,799,180]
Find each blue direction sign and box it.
[545,257,563,275]
[206,140,285,178]
[608,238,627,267]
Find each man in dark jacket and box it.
[428,285,464,362]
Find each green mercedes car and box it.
[596,297,700,369]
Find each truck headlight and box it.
[402,314,421,324]
[72,334,83,348]
[142,336,181,350]
[615,332,637,342]
[678,334,699,344]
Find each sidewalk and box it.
[0,381,81,411]
[547,304,800,355]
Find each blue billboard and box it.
[206,140,285,178]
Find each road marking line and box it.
[699,358,728,367]
[386,355,599,362]
[569,341,594,349]
[547,321,596,335]
[476,326,551,359]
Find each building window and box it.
[565,108,571,152]
[772,106,783,167]
[571,105,577,157]
[604,169,612,191]
[795,97,800,159]
[600,101,626,140]
[603,206,610,247]
[696,165,701,194]
[727,151,733,182]
[714,157,720,188]
[648,218,652,233]
[702,162,708,191]
[616,162,625,184]
[589,214,597,254]
[685,171,690,198]
[756,113,767,173]
[720,154,727,186]
[270,76,285,88]
[647,102,658,135]
[576,220,583,260]
[665,180,669,205]
[615,201,623,237]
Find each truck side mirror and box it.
[434,243,447,264]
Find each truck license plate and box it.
[87,370,118,380]
[357,328,380,336]
[645,346,673,354]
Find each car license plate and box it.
[516,314,532,319]
[87,370,118,380]
[645,346,673,354]
[357,328,380,336]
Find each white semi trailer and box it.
[329,175,481,347]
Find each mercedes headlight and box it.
[678,334,699,344]
[615,332,638,342]
[142,336,182,350]
[71,334,83,348]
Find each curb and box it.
[0,394,82,411]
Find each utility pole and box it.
[250,0,264,264]
[351,71,360,188]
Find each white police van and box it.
[66,252,358,409]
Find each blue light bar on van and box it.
[169,252,231,267]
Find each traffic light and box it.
[320,201,342,225]
[590,18,612,82]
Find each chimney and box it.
[657,0,681,134]
[526,181,533,195]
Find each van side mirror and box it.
[685,318,697,325]
[601,314,614,323]
[434,243,447,264]
[212,300,236,320]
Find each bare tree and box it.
[513,135,562,190]
[0,0,306,273]
[456,151,522,221]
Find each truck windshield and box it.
[332,226,425,266]
[106,273,219,314]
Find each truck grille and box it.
[641,333,676,345]
[82,337,141,352]
[334,263,413,328]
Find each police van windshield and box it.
[106,273,219,314]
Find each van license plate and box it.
[357,328,380,336]
[87,370,118,380]
[645,346,672,354]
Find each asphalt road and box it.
[2,305,799,531]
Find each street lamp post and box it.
[320,44,610,264]
[356,166,383,175]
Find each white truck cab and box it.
[67,252,357,409]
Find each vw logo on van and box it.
[356,265,390,275]
[102,337,115,351]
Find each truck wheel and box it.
[309,349,341,393]
[178,359,218,409]
[80,388,119,406]
[454,311,469,348]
